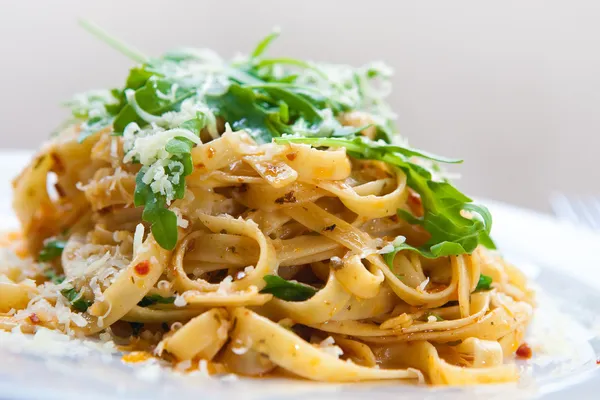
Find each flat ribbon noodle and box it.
[230,308,421,382]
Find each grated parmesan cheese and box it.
[317,336,344,359]
[392,235,406,246]
[174,294,187,307]
[133,223,145,257]
[417,277,430,292]
[378,244,395,255]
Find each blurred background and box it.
[0,0,598,213]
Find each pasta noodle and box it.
[0,27,534,386]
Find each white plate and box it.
[0,151,598,400]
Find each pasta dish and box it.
[0,25,534,385]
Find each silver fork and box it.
[550,193,600,231]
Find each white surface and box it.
[0,151,599,399]
[1,0,600,212]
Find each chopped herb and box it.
[474,274,493,292]
[43,269,65,284]
[39,239,67,262]
[129,322,144,336]
[423,312,444,322]
[138,294,176,307]
[60,287,93,312]
[260,275,317,302]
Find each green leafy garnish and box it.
[275,136,494,261]
[260,275,317,302]
[474,274,493,292]
[60,287,93,312]
[133,173,179,250]
[39,239,67,262]
[44,269,65,284]
[137,294,176,307]
[62,90,123,143]
[129,322,144,336]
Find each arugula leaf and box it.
[78,115,114,143]
[39,239,67,262]
[474,274,493,292]
[179,114,206,135]
[165,137,194,155]
[62,89,123,142]
[250,84,324,125]
[259,275,317,301]
[250,29,280,59]
[144,207,178,250]
[276,136,494,261]
[138,294,176,307]
[61,287,93,312]
[206,83,288,143]
[134,174,179,250]
[113,79,195,133]
[125,66,156,90]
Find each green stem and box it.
[79,19,148,64]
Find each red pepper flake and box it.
[29,313,40,324]
[207,146,216,159]
[196,163,205,169]
[516,343,532,359]
[134,260,150,276]
[407,190,424,218]
[596,359,600,365]
[286,152,297,161]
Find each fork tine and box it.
[549,193,582,225]
[573,197,600,230]
[586,196,600,229]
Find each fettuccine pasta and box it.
[0,26,534,386]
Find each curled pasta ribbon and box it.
[243,155,298,188]
[312,292,490,337]
[276,235,342,267]
[372,341,518,385]
[285,203,458,307]
[230,308,421,382]
[160,308,230,360]
[190,133,239,172]
[82,229,180,334]
[456,256,472,318]
[238,182,328,211]
[170,213,277,294]
[331,286,397,321]
[182,287,272,307]
[334,253,384,299]
[261,271,352,325]
[316,170,407,219]
[0,281,34,313]
[81,168,136,211]
[284,144,351,182]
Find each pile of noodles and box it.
[0,115,534,385]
